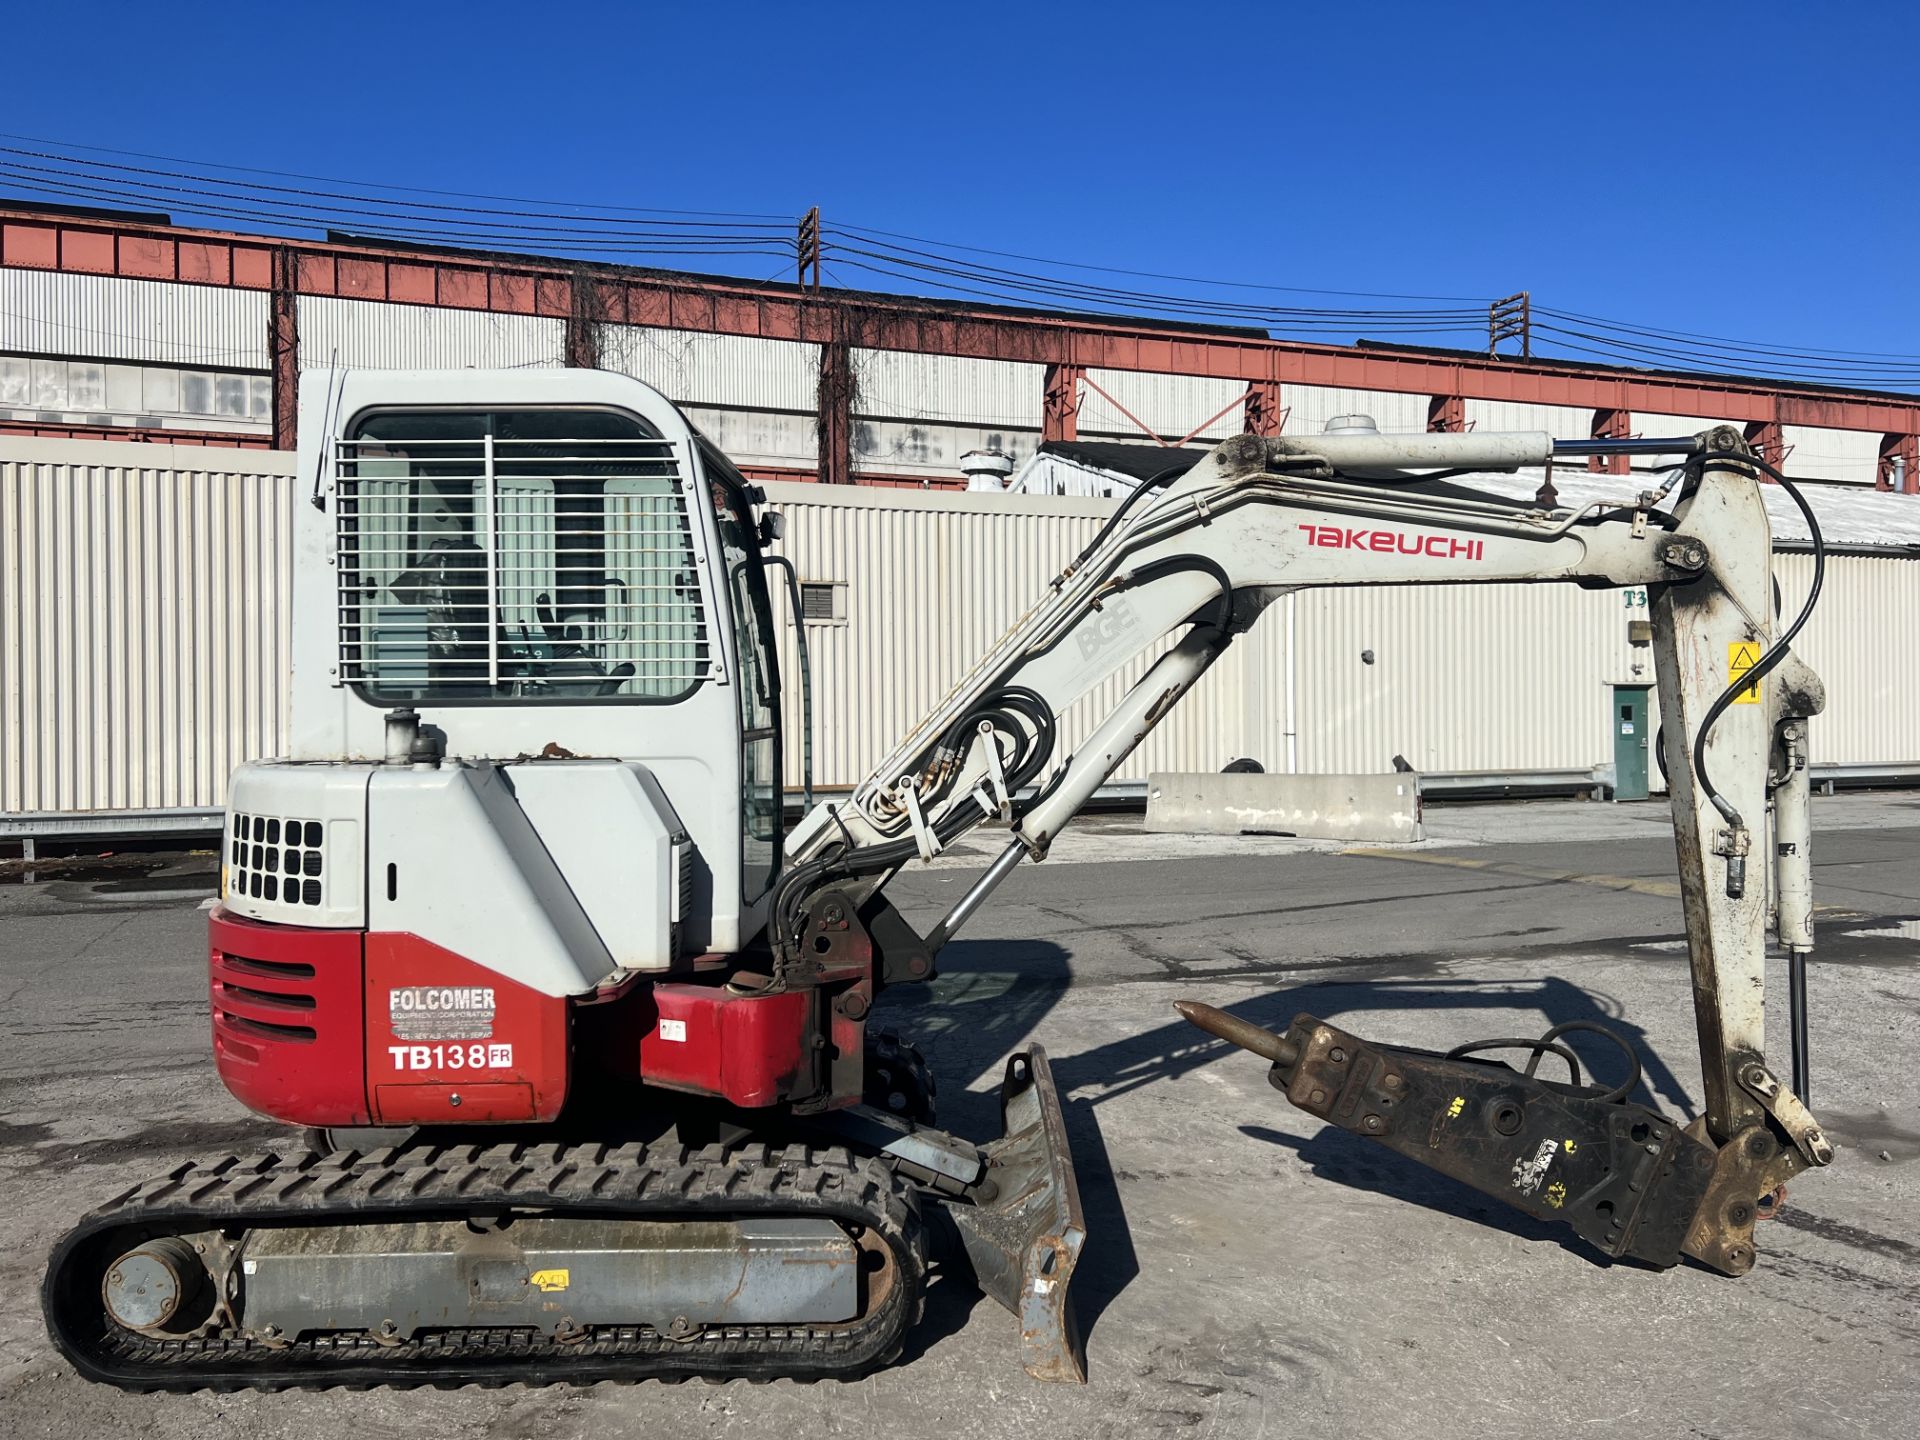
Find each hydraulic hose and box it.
[1065,460,1196,572]
[1686,450,1826,876]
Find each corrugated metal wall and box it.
[760,483,1252,788]
[853,351,1043,428]
[3,437,1913,824]
[1284,385,1429,435]
[1,269,268,368]
[1292,581,1635,774]
[1080,369,1246,442]
[1,438,296,816]
[1463,399,1595,439]
[606,327,818,413]
[1781,426,1880,486]
[297,296,563,371]
[1774,552,1919,761]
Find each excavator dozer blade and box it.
[942,1045,1088,1383]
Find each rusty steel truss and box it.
[3,203,1917,492]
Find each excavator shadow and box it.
[871,938,1142,1355]
[878,952,1707,1349]
[875,941,1705,1352]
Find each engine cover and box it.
[208,909,570,1128]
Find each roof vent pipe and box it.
[1323,414,1380,436]
[960,449,1015,492]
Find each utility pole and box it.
[1488,292,1531,358]
[797,207,822,292]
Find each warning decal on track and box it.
[1729,642,1763,705]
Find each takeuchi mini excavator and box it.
[45,369,1833,1390]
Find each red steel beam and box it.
[1043,363,1083,444]
[270,245,298,450]
[1426,395,1466,433]
[1590,408,1632,475]
[6,206,1920,441]
[1242,380,1283,436]
[1743,415,1786,481]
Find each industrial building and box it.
[3,201,1918,841]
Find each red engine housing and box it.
[207,908,837,1128]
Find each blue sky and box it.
[9,1,1916,374]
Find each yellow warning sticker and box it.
[530,1269,571,1293]
[1729,642,1763,705]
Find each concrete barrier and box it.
[1145,772,1423,843]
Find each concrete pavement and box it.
[1,794,1916,1439]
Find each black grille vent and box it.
[800,582,841,622]
[229,811,325,908]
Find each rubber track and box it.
[43,1140,925,1392]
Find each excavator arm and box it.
[777,421,1831,1272]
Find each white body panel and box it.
[506,760,687,973]
[223,762,374,928]
[366,763,617,999]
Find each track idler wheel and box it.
[100,1237,216,1338]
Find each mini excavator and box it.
[45,369,1830,1389]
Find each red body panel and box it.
[634,983,812,1109]
[209,914,831,1126]
[363,933,570,1126]
[209,906,370,1126]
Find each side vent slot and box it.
[670,833,693,956]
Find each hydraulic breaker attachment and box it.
[1177,1004,1817,1274]
[937,1046,1088,1382]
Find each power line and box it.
[0,131,791,222]
[830,218,1491,304]
[1,135,1914,392]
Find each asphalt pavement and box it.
[2,794,1916,1439]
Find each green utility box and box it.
[1612,684,1652,801]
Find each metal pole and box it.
[482,431,498,690]
[1775,721,1815,1103]
[764,556,814,810]
[926,839,1026,951]
[1552,436,1706,457]
[1789,949,1812,1105]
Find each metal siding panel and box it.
[602,327,819,412]
[298,295,562,371]
[764,485,1251,790]
[852,419,1040,480]
[1781,425,1879,486]
[1294,580,1635,775]
[1462,399,1593,438]
[0,438,295,817]
[4,443,1912,828]
[683,405,818,468]
[1080,369,1245,442]
[0,267,268,367]
[1774,553,1918,762]
[1633,411,1735,440]
[1282,386,1428,435]
[852,350,1043,429]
